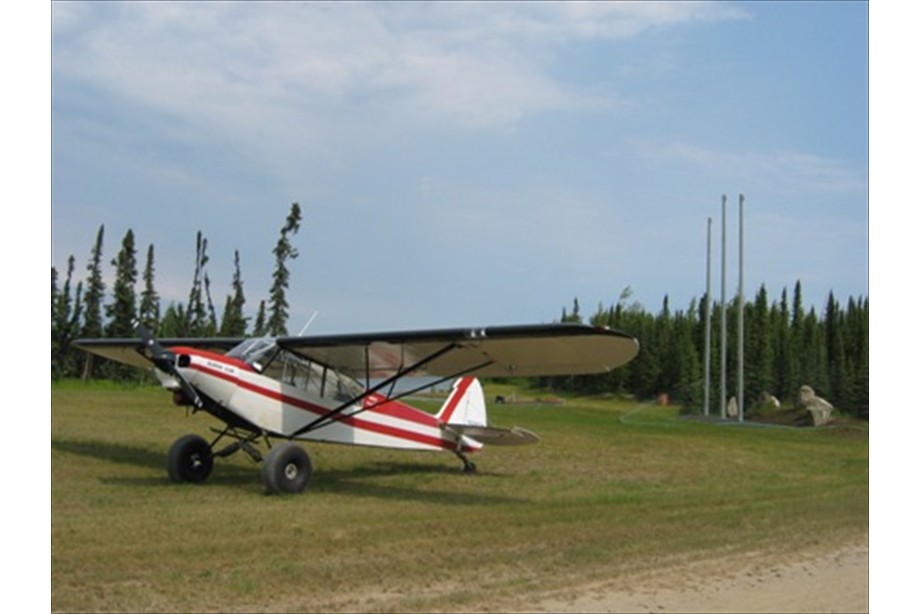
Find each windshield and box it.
[226,337,278,366]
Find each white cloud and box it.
[52,1,746,136]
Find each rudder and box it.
[436,377,487,427]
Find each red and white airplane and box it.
[73,323,639,494]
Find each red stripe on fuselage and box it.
[177,348,475,452]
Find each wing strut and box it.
[304,356,495,436]
[288,342,481,438]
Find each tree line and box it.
[543,284,868,419]
[52,203,302,380]
[52,206,868,419]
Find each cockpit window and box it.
[226,337,363,401]
[279,352,363,401]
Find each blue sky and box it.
[50,1,868,334]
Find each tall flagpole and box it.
[720,195,727,420]
[737,194,745,423]
[704,217,712,417]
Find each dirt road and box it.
[518,537,868,613]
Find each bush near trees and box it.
[52,209,867,419]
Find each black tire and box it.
[167,434,214,484]
[261,443,312,495]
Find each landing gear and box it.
[261,443,313,494]
[455,450,477,473]
[167,434,214,483]
[165,428,313,494]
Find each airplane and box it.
[72,322,639,494]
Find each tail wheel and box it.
[167,434,214,484]
[262,443,312,495]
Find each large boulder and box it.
[795,385,835,426]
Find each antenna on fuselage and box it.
[297,311,320,336]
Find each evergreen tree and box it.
[159,303,186,337]
[185,231,210,336]
[672,307,701,406]
[824,291,847,408]
[81,225,106,380]
[104,230,140,380]
[564,297,582,323]
[774,287,793,401]
[656,295,675,394]
[747,284,774,400]
[204,272,218,335]
[267,203,303,336]
[847,297,869,418]
[789,280,805,398]
[106,229,138,338]
[51,266,60,375]
[138,244,160,331]
[219,250,248,336]
[800,307,827,395]
[253,300,267,337]
[51,256,83,378]
[626,311,660,398]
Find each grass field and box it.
[51,381,868,612]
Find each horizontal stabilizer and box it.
[444,425,539,446]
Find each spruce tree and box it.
[51,256,83,378]
[801,307,827,394]
[104,230,140,380]
[253,300,267,337]
[138,244,160,331]
[789,280,805,396]
[219,250,248,336]
[81,225,106,380]
[848,297,869,418]
[774,287,793,401]
[824,291,847,408]
[185,231,210,336]
[106,229,138,338]
[51,266,60,376]
[267,203,303,336]
[159,303,185,337]
[747,284,774,401]
[204,273,218,335]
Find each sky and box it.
[50,1,869,335]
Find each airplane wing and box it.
[277,323,639,379]
[71,337,245,369]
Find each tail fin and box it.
[437,377,487,426]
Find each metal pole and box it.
[704,217,712,417]
[737,194,745,423]
[720,195,727,420]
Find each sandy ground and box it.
[516,537,868,613]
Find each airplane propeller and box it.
[135,323,204,410]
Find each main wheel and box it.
[167,434,214,484]
[261,443,312,495]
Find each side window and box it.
[277,351,362,401]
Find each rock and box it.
[727,396,739,418]
[795,385,835,426]
[758,391,781,409]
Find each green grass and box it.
[52,381,868,612]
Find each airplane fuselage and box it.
[167,346,481,454]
